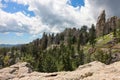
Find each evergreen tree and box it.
[75,49,84,67]
[77,36,80,51]
[80,25,89,45]
[79,33,83,45]
[93,49,111,64]
[78,50,84,65]
[43,55,57,72]
[41,32,48,50]
[62,55,73,71]
[89,24,96,47]
[117,20,120,42]
[113,28,117,37]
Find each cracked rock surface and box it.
[0,61,120,80]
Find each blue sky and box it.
[0,0,84,44]
[1,0,35,16]
[70,0,84,7]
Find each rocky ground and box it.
[0,61,120,80]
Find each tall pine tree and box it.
[89,24,96,47]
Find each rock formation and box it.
[0,61,120,80]
[105,16,119,34]
[96,10,120,37]
[96,10,106,37]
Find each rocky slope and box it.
[0,61,120,80]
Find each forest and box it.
[0,23,120,72]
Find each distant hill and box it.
[0,44,21,48]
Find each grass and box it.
[82,32,117,55]
[96,33,113,48]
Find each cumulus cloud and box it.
[12,0,92,32]
[0,0,120,35]
[0,10,48,34]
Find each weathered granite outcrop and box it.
[0,61,120,80]
[96,10,106,37]
[96,10,120,37]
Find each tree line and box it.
[0,23,118,72]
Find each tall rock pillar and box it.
[96,10,106,37]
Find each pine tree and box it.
[41,32,48,50]
[113,28,117,37]
[62,55,73,71]
[75,49,85,67]
[80,25,89,45]
[117,20,120,42]
[43,55,57,72]
[89,24,96,47]
[77,36,80,51]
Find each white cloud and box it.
[0,9,49,34]
[10,0,95,34]
[1,0,119,35]
[16,33,23,36]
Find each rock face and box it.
[96,10,106,37]
[0,61,120,80]
[96,10,120,37]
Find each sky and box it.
[0,0,120,44]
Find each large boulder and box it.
[0,62,32,80]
